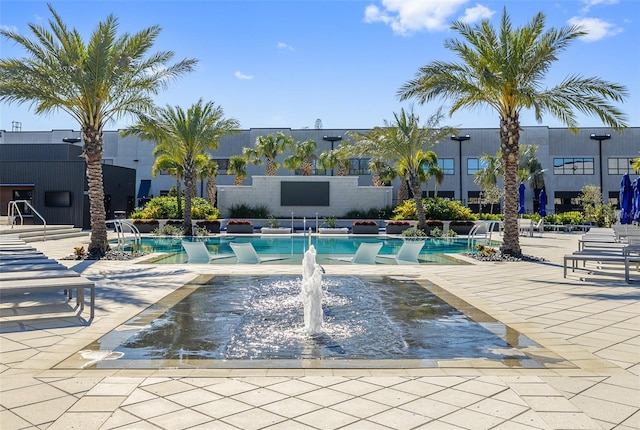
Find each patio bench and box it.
[563,253,626,278]
[625,256,640,283]
[0,275,95,319]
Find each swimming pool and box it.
[126,236,473,264]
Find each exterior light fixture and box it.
[62,137,81,144]
[322,135,343,176]
[450,135,471,203]
[589,133,611,194]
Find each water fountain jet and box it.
[300,245,324,334]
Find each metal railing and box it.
[467,220,500,249]
[106,219,141,251]
[7,200,47,240]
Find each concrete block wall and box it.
[217,176,392,218]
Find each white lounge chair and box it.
[330,242,383,264]
[181,241,233,264]
[377,240,425,264]
[228,242,285,264]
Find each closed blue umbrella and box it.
[620,174,633,224]
[518,182,526,215]
[539,189,547,217]
[632,176,640,223]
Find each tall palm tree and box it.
[123,99,239,235]
[349,108,453,230]
[284,140,318,176]
[0,5,196,255]
[398,8,628,255]
[243,132,294,176]
[228,155,248,186]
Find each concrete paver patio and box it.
[1,231,638,429]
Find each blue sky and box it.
[1,0,638,132]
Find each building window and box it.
[608,157,635,175]
[437,158,454,175]
[553,158,594,175]
[467,158,487,175]
[554,191,581,212]
[349,158,371,175]
[212,158,230,174]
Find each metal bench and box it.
[0,275,95,319]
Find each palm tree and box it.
[0,5,196,255]
[349,108,453,230]
[283,140,318,176]
[151,143,185,217]
[368,158,395,187]
[243,132,294,176]
[228,155,248,185]
[200,158,219,207]
[632,158,640,174]
[123,99,239,235]
[318,143,352,177]
[398,8,628,255]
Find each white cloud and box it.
[277,42,294,51]
[568,16,622,42]
[580,0,619,14]
[459,4,494,24]
[364,0,468,35]
[234,71,254,80]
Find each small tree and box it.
[283,140,318,176]
[243,132,294,176]
[228,155,248,185]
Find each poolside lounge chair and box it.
[228,242,286,264]
[377,240,425,264]
[181,241,233,264]
[330,242,383,264]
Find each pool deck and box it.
[1,231,638,429]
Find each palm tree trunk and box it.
[409,175,426,230]
[398,179,409,202]
[175,179,183,219]
[265,159,277,176]
[500,115,522,256]
[183,160,195,236]
[206,177,216,207]
[83,128,109,256]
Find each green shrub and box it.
[229,203,269,218]
[430,227,443,237]
[478,213,503,221]
[546,211,584,225]
[152,224,183,236]
[131,196,218,220]
[392,198,477,221]
[345,207,393,219]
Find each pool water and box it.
[125,236,473,264]
[66,275,568,369]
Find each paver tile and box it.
[295,407,359,430]
[440,408,505,429]
[148,408,213,429]
[329,396,390,418]
[260,397,322,418]
[121,397,183,419]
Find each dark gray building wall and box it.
[0,160,86,226]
